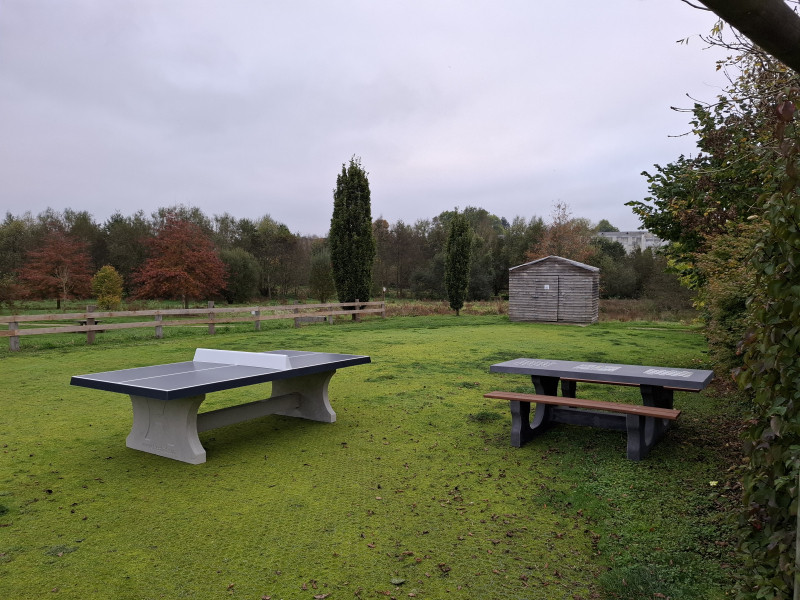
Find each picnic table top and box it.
[70,349,371,401]
[489,358,714,391]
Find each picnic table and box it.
[485,358,714,460]
[71,348,370,464]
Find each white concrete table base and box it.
[126,371,336,464]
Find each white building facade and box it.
[596,230,665,254]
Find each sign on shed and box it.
[508,256,599,324]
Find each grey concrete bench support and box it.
[126,370,336,464]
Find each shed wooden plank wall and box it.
[509,258,599,324]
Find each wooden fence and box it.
[0,300,385,351]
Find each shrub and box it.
[693,221,759,375]
[91,265,124,310]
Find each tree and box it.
[219,248,260,304]
[444,212,472,315]
[132,215,227,308]
[102,211,152,292]
[628,100,772,289]
[309,247,336,303]
[390,220,418,297]
[630,18,800,595]
[468,234,493,301]
[0,274,22,310]
[64,209,105,270]
[697,0,800,73]
[588,238,637,298]
[693,221,759,372]
[251,215,300,300]
[526,202,596,264]
[91,265,124,310]
[329,157,376,307]
[505,215,545,268]
[152,204,213,235]
[0,212,39,278]
[372,218,392,296]
[595,219,619,232]
[19,231,93,308]
[732,83,800,600]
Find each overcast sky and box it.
[1,1,729,236]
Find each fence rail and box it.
[0,300,385,351]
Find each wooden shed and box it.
[508,256,599,324]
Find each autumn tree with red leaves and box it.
[132,215,226,308]
[19,231,93,309]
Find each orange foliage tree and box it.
[19,231,92,308]
[132,215,227,308]
[525,202,596,264]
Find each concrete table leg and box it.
[531,375,559,396]
[640,385,674,444]
[510,400,554,447]
[125,370,338,464]
[270,370,337,422]
[127,394,207,464]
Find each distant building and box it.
[596,230,665,254]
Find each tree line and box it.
[0,198,681,311]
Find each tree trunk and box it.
[700,0,800,73]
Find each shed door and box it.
[531,275,559,321]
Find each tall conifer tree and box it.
[444,212,472,315]
[329,157,375,306]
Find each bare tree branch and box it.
[680,0,711,11]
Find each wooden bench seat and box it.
[483,390,680,461]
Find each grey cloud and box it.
[2,0,727,234]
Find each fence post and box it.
[86,305,97,345]
[293,301,300,328]
[254,309,261,331]
[355,299,361,322]
[208,301,215,335]
[382,301,386,319]
[154,314,163,339]
[9,321,19,351]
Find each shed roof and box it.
[509,255,599,273]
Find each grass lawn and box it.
[0,316,741,599]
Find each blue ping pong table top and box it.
[70,349,371,401]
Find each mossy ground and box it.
[0,316,740,599]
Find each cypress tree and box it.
[444,212,472,315]
[329,157,376,307]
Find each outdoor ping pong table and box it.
[71,348,371,464]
